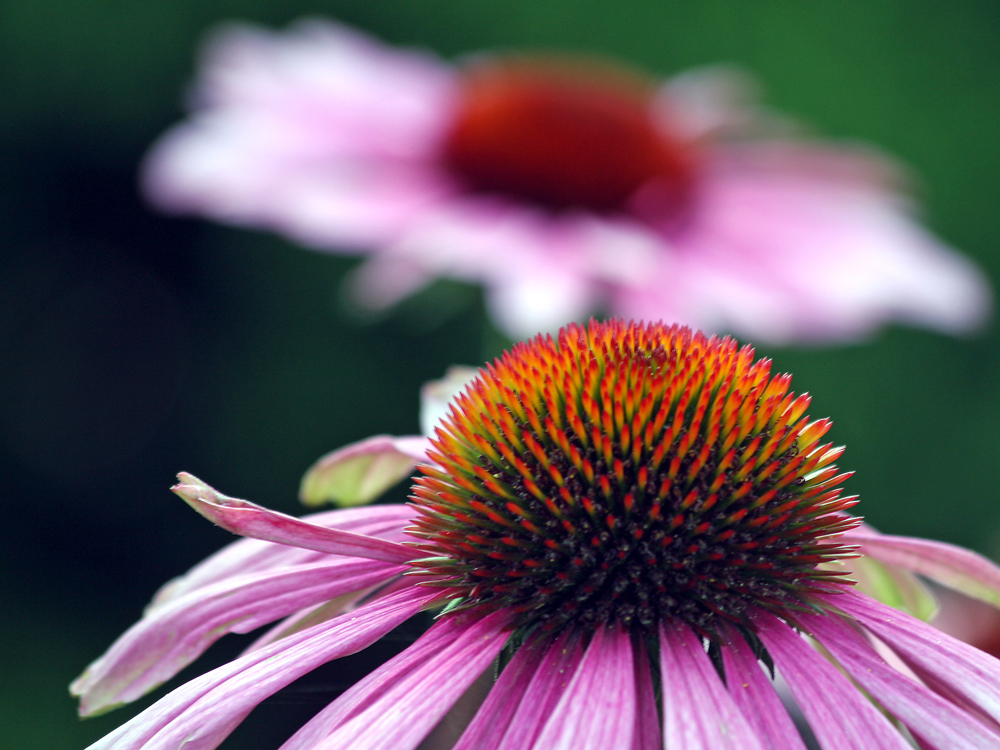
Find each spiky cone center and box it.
[408,321,859,637]
[441,58,698,221]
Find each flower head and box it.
[144,20,990,342]
[410,320,855,636]
[75,321,1000,749]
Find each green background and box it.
[2,1,999,747]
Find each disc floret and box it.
[408,320,858,634]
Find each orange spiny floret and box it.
[523,478,548,502]
[524,404,545,440]
[599,474,613,498]
[601,434,615,467]
[686,442,712,483]
[755,459,782,485]
[798,418,833,449]
[650,392,672,436]
[472,432,505,465]
[545,417,571,455]
[547,462,565,487]
[667,453,682,481]
[681,488,700,510]
[469,499,515,528]
[523,432,551,469]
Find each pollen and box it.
[441,59,698,220]
[407,320,859,635]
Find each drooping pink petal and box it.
[86,585,439,750]
[803,609,1000,749]
[718,623,807,750]
[451,635,558,750]
[299,434,430,508]
[172,473,414,564]
[279,609,512,750]
[72,557,403,715]
[632,638,662,750]
[659,619,762,750]
[841,530,1000,608]
[755,612,912,749]
[529,626,636,750]
[147,503,415,611]
[832,589,1000,725]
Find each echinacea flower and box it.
[75,320,1000,749]
[143,20,991,343]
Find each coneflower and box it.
[74,320,1000,749]
[141,20,991,342]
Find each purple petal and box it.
[451,634,558,750]
[841,530,1000,607]
[279,609,512,750]
[831,589,1000,725]
[85,585,438,750]
[659,619,762,750]
[718,623,806,750]
[632,638,662,750]
[148,504,415,610]
[755,611,912,749]
[72,558,402,715]
[803,609,1000,749]
[299,434,429,508]
[530,626,636,750]
[172,473,414,563]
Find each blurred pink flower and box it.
[75,321,1000,749]
[143,20,991,342]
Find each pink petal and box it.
[279,610,512,750]
[451,635,557,750]
[803,609,1000,749]
[668,144,991,343]
[831,589,1000,725]
[172,473,414,564]
[632,638,662,750]
[148,504,415,611]
[841,530,1000,608]
[299,434,429,508]
[530,626,636,750]
[71,558,402,715]
[755,612,912,749]
[659,619,762,750]
[86,585,439,750]
[386,199,603,338]
[142,20,458,250]
[492,631,584,749]
[718,623,807,750]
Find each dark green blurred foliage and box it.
[1,1,998,747]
